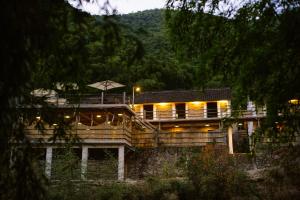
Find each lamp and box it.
[132,86,141,108]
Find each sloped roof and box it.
[135,88,231,104]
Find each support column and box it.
[153,104,157,120]
[81,146,88,180]
[248,121,254,151]
[118,146,125,181]
[227,101,231,116]
[185,103,189,119]
[45,147,53,178]
[217,101,221,118]
[228,126,234,154]
[204,103,207,118]
[172,103,176,119]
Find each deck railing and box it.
[134,107,266,121]
[35,93,131,105]
[26,123,133,146]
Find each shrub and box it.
[181,145,258,200]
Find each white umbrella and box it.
[56,82,79,91]
[30,89,57,97]
[87,80,125,91]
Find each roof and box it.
[135,88,231,104]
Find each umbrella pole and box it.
[101,92,104,104]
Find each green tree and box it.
[0,1,141,199]
[166,0,300,140]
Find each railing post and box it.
[123,92,126,104]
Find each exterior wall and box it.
[186,102,205,119]
[133,104,143,118]
[134,100,232,120]
[219,100,230,117]
[154,103,173,120]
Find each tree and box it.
[166,0,300,141]
[0,1,140,199]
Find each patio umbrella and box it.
[87,80,125,104]
[56,82,79,91]
[30,89,57,97]
[87,80,125,91]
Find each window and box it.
[207,102,218,118]
[176,103,186,119]
[143,105,153,120]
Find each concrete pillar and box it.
[248,121,254,150]
[118,146,125,181]
[81,146,88,179]
[45,147,53,178]
[228,126,234,154]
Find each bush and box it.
[181,145,258,200]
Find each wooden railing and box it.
[135,107,266,121]
[26,123,133,146]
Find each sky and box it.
[69,0,166,15]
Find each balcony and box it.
[134,107,266,122]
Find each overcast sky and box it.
[69,0,166,15]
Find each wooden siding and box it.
[26,123,132,146]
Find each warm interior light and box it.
[118,113,123,116]
[219,100,228,103]
[275,121,279,124]
[238,123,243,126]
[191,101,201,105]
[96,115,102,118]
[107,121,111,124]
[289,99,299,104]
[64,115,70,119]
[135,87,141,92]
[158,102,168,106]
[53,123,57,126]
[205,124,210,127]
[36,116,41,120]
[77,122,82,125]
[174,125,179,128]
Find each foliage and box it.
[166,0,300,141]
[253,145,300,199]
[118,9,224,90]
[180,145,257,199]
[0,1,140,199]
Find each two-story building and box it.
[25,87,266,180]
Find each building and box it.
[25,88,266,180]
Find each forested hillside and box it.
[118,9,224,90]
[87,9,224,91]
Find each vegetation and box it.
[165,0,300,129]
[1,0,300,199]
